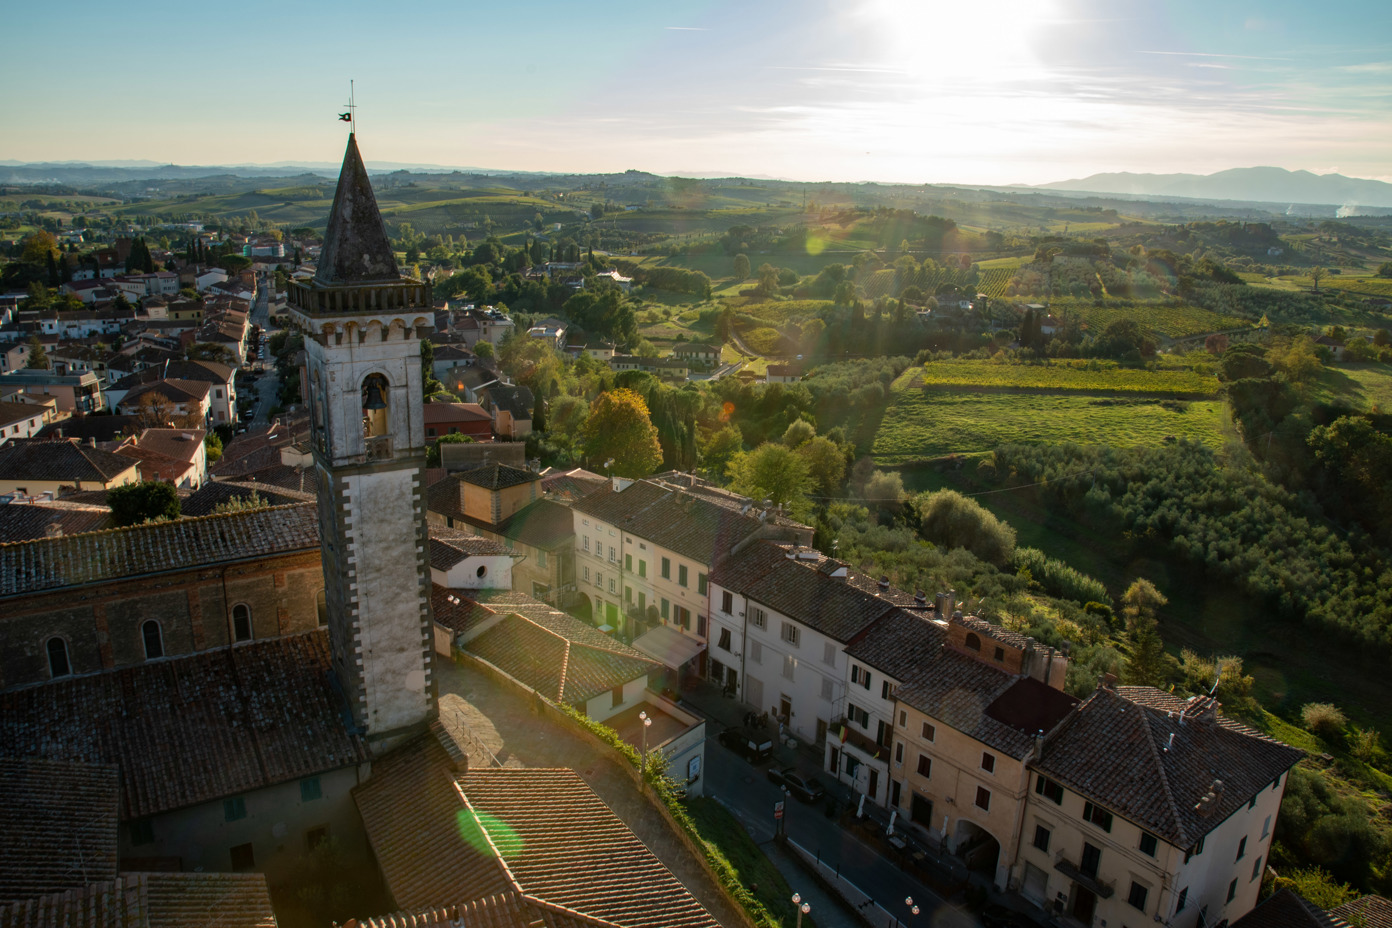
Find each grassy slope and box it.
[682,798,813,928]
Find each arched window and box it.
[47,637,71,678]
[232,604,252,643]
[316,589,329,627]
[142,620,164,660]
[361,373,390,438]
[964,632,981,652]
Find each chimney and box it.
[1164,732,1175,752]
[1102,672,1118,691]
[914,590,927,606]
[878,576,890,593]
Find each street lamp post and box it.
[792,893,811,928]
[639,710,652,777]
[903,896,920,926]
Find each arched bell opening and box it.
[362,373,390,438]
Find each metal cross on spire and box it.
[338,80,357,133]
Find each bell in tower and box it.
[287,133,436,749]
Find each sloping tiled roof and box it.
[845,609,947,681]
[460,768,718,928]
[353,735,510,912]
[120,379,211,407]
[466,612,659,706]
[179,481,314,517]
[0,631,366,820]
[1233,889,1349,928]
[0,503,318,598]
[0,759,119,904]
[713,542,899,643]
[955,613,1032,650]
[574,479,766,567]
[35,417,141,444]
[1033,686,1304,847]
[484,385,533,420]
[354,896,593,928]
[0,873,278,928]
[495,499,574,550]
[1332,896,1392,928]
[429,526,512,569]
[0,506,111,544]
[0,440,137,484]
[456,465,538,491]
[422,402,490,425]
[0,403,43,430]
[540,468,606,503]
[133,429,205,464]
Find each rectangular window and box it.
[718,628,731,651]
[661,557,671,579]
[625,553,632,571]
[721,590,733,613]
[230,843,255,872]
[1140,832,1158,857]
[781,622,800,646]
[1262,815,1271,839]
[307,825,330,852]
[130,819,155,846]
[782,654,795,681]
[698,573,708,595]
[583,536,590,552]
[1176,888,1189,912]
[1033,824,1050,852]
[981,752,995,773]
[751,641,762,664]
[974,786,990,811]
[676,606,691,630]
[750,607,766,629]
[583,566,590,582]
[1127,882,1148,913]
[537,550,546,567]
[895,742,904,764]
[824,642,836,666]
[898,710,906,727]
[611,684,624,708]
[852,665,869,688]
[1036,775,1063,804]
[1227,880,1238,903]
[608,545,616,562]
[608,577,615,593]
[679,564,689,587]
[661,598,669,619]
[1252,856,1263,880]
[921,721,935,742]
[300,777,322,802]
[224,796,247,822]
[1083,801,1113,832]
[821,677,834,700]
[881,680,892,700]
[625,585,633,603]
[993,646,1005,662]
[917,754,931,778]
[639,560,647,578]
[1236,836,1247,860]
[1081,842,1101,878]
[595,570,603,589]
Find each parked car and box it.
[766,767,826,803]
[717,727,774,764]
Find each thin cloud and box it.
[665,26,707,31]
[1137,50,1293,61]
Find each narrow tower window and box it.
[232,604,253,642]
[142,620,164,660]
[47,637,71,677]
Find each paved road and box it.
[686,684,979,928]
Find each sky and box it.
[2,0,1390,185]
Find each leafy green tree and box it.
[727,442,812,517]
[1121,578,1169,687]
[1376,262,1392,279]
[204,432,223,465]
[1310,265,1325,291]
[473,340,494,361]
[733,254,750,280]
[532,391,547,432]
[913,489,1016,566]
[1270,868,1358,908]
[699,425,743,480]
[109,481,181,526]
[217,254,252,275]
[25,335,49,370]
[798,435,846,497]
[20,230,59,265]
[582,388,663,478]
[756,263,779,296]
[781,419,815,449]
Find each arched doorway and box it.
[953,819,1001,878]
[572,593,593,623]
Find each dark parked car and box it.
[766,767,826,803]
[718,727,774,764]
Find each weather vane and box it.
[338,80,356,133]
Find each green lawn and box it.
[913,360,1220,396]
[682,798,814,928]
[873,391,1229,463]
[1310,362,1392,411]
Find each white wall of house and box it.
[584,675,651,723]
[430,553,515,590]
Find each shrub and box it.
[108,481,181,527]
[913,489,1017,567]
[1302,702,1348,737]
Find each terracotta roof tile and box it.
[1233,890,1349,928]
[0,759,119,904]
[1034,686,1303,847]
[577,480,770,569]
[456,465,538,491]
[0,631,367,820]
[132,430,205,465]
[429,527,512,569]
[0,504,319,598]
[1332,896,1392,928]
[0,440,137,484]
[355,895,594,928]
[0,873,277,928]
[466,612,659,706]
[0,507,111,543]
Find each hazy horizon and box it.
[3,0,1389,187]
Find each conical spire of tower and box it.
[314,133,402,286]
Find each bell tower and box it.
[288,133,435,747]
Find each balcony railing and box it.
[831,717,889,760]
[1053,854,1115,898]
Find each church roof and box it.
[314,134,402,286]
[0,630,368,821]
[0,873,278,928]
[0,758,119,904]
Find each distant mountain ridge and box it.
[1035,167,1392,209]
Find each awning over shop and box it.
[631,624,705,670]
